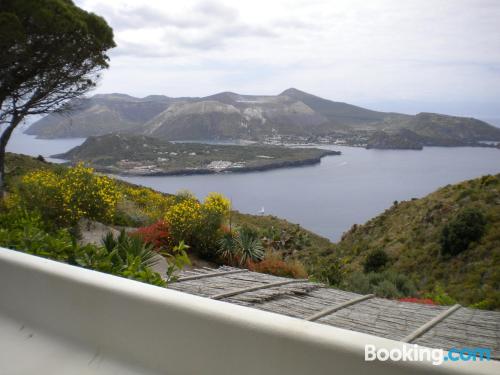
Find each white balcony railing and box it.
[0,247,497,375]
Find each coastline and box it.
[78,151,341,177]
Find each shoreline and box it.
[81,151,341,177]
[39,134,500,151]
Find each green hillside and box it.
[407,113,500,145]
[53,133,339,175]
[3,153,498,309]
[335,174,500,309]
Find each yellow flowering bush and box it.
[120,185,174,221]
[20,169,61,221]
[19,163,120,227]
[204,192,231,216]
[165,197,203,241]
[164,192,230,256]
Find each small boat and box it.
[259,207,265,215]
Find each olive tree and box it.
[0,0,115,195]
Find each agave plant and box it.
[217,231,237,262]
[234,228,264,265]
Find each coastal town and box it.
[54,133,340,176]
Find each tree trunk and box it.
[0,147,5,199]
[0,115,21,198]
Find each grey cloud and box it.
[103,1,278,57]
[109,41,178,59]
[168,23,277,52]
[194,0,238,20]
[91,4,205,30]
[95,1,242,32]
[230,24,277,38]
[173,35,223,51]
[79,0,500,117]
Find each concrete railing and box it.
[0,247,497,374]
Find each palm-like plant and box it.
[102,230,159,269]
[217,231,237,262]
[102,231,117,252]
[235,229,264,265]
[217,226,265,265]
[119,235,159,268]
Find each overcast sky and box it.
[76,0,500,118]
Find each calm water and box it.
[8,131,500,241]
[7,129,85,163]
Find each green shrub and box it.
[112,206,146,227]
[374,280,399,298]
[0,209,74,261]
[164,241,191,282]
[0,209,167,286]
[165,192,230,257]
[345,272,371,294]
[393,273,417,296]
[470,299,497,310]
[364,249,389,273]
[262,225,311,254]
[343,270,416,299]
[479,175,497,187]
[423,285,457,306]
[308,253,344,286]
[440,208,486,256]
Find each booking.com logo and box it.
[365,344,491,366]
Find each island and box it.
[53,133,340,176]
[27,89,500,150]
[366,129,424,150]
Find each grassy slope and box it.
[231,211,333,257]
[6,153,498,308]
[336,174,500,308]
[4,152,333,256]
[4,153,64,182]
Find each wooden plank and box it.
[176,269,248,282]
[305,294,375,321]
[210,279,307,300]
[402,304,461,343]
[181,270,202,275]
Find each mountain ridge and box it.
[26,89,500,148]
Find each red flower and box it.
[398,297,436,305]
[132,220,173,251]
